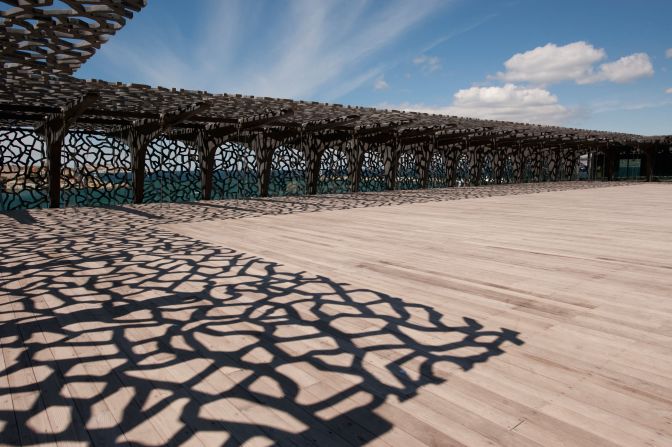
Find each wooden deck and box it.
[1,182,671,446]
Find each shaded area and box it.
[72,180,638,225]
[3,209,36,225]
[0,197,525,446]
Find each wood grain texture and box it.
[1,182,671,446]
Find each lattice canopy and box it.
[1,0,669,145]
[1,0,146,74]
[0,1,670,211]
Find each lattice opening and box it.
[318,147,349,194]
[428,151,447,188]
[503,156,515,183]
[0,128,48,210]
[397,151,419,190]
[481,153,494,184]
[144,137,200,203]
[270,146,306,196]
[360,149,385,192]
[213,142,259,199]
[60,130,132,207]
[456,153,470,186]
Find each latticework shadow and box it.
[109,180,639,225]
[0,198,528,446]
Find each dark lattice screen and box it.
[318,147,349,194]
[397,151,419,190]
[61,129,132,207]
[144,137,200,203]
[270,146,306,196]
[360,149,385,192]
[0,128,48,210]
[428,152,447,188]
[213,143,259,199]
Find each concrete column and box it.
[304,139,324,195]
[416,141,432,189]
[383,141,399,190]
[445,146,457,187]
[347,139,364,193]
[44,116,67,208]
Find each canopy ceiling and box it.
[1,1,669,146]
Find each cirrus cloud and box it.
[413,54,441,73]
[85,0,446,100]
[373,76,390,90]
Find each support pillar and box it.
[603,146,616,181]
[468,144,482,186]
[45,116,66,209]
[502,146,515,183]
[347,139,364,193]
[513,146,524,183]
[127,130,153,204]
[195,130,221,200]
[521,146,532,182]
[251,134,274,197]
[445,146,457,187]
[383,141,399,190]
[481,146,493,184]
[416,140,432,189]
[531,147,542,182]
[564,148,579,180]
[304,138,324,195]
[548,149,560,181]
[41,92,99,208]
[258,149,273,197]
[643,144,655,182]
[493,149,505,184]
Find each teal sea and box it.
[1,170,382,210]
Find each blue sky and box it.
[77,0,672,135]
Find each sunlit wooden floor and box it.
[1,182,671,446]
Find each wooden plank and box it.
[1,183,671,446]
[162,183,672,447]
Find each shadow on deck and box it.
[0,189,530,446]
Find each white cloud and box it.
[581,53,654,84]
[373,76,389,90]
[666,87,672,94]
[666,48,672,58]
[495,41,653,85]
[387,84,574,125]
[496,41,605,84]
[413,55,441,73]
